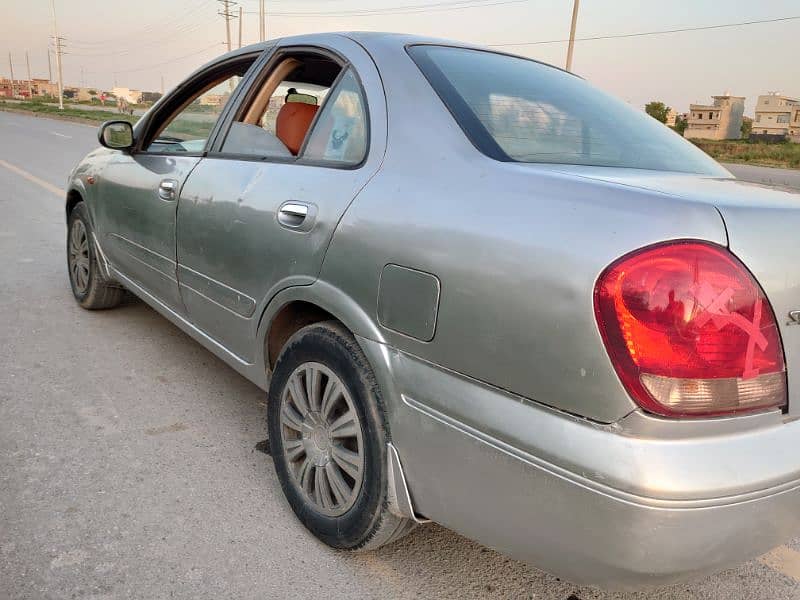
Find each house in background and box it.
[112,87,143,104]
[683,94,745,140]
[751,92,800,142]
[665,108,677,127]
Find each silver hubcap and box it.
[68,219,90,294]
[279,362,364,517]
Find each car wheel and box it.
[267,321,416,551]
[67,202,124,310]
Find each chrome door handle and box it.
[280,203,308,218]
[278,202,309,228]
[158,179,178,201]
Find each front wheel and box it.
[67,202,123,310]
[267,321,415,550]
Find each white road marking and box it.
[50,131,72,139]
[0,158,64,197]
[760,546,800,581]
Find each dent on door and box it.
[175,159,371,362]
[174,37,388,362]
[96,153,202,311]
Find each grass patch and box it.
[692,139,800,169]
[0,101,214,140]
[0,100,139,126]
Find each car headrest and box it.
[276,101,319,155]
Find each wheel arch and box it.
[65,188,84,221]
[258,280,387,374]
[65,178,91,224]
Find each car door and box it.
[174,36,386,361]
[93,52,263,312]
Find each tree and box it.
[645,101,670,124]
[673,115,688,135]
[741,116,753,139]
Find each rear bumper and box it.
[358,337,800,590]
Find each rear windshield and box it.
[409,45,726,175]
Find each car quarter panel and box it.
[319,35,728,424]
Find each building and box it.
[665,108,677,127]
[0,77,13,97]
[31,79,59,97]
[199,93,228,107]
[76,87,98,102]
[683,94,745,140]
[752,93,800,142]
[112,87,142,104]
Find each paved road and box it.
[724,163,800,190]
[1,110,800,600]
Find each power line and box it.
[489,14,800,47]
[111,43,225,74]
[68,0,217,47]
[243,0,528,17]
[67,17,217,57]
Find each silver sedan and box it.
[64,32,800,590]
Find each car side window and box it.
[302,68,367,166]
[144,64,252,154]
[221,69,331,159]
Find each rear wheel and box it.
[67,202,123,310]
[267,321,415,550]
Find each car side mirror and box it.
[98,120,134,150]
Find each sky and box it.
[2,0,798,115]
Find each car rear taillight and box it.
[594,241,786,418]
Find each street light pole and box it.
[50,0,64,109]
[565,0,580,72]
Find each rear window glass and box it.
[408,45,726,175]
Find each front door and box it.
[175,38,385,361]
[94,55,259,312]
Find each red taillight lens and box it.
[594,241,786,417]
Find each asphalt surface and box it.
[724,162,800,190]
[2,109,800,600]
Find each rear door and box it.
[94,52,263,312]
[174,36,386,361]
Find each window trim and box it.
[407,43,511,162]
[208,44,371,171]
[132,50,266,157]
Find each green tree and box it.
[645,101,670,124]
[673,115,688,135]
[741,116,753,139]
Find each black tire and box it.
[67,202,124,310]
[267,321,415,551]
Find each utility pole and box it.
[565,0,580,72]
[25,52,33,99]
[259,0,265,42]
[7,53,14,97]
[238,5,243,48]
[50,0,64,109]
[218,0,237,90]
[218,0,237,53]
[47,49,52,82]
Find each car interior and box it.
[222,53,342,159]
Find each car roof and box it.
[191,31,575,89]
